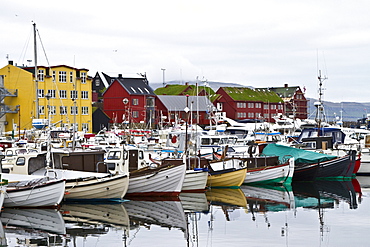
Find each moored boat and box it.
[262,143,355,180]
[1,173,65,207]
[207,167,247,188]
[105,146,186,198]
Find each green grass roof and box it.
[222,87,283,103]
[154,84,215,95]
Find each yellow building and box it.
[0,61,92,134]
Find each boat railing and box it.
[96,161,110,173]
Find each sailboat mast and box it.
[33,22,39,119]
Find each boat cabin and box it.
[296,127,345,150]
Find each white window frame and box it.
[70,90,78,100]
[60,106,67,115]
[49,105,56,115]
[70,71,73,83]
[81,72,86,84]
[59,90,67,99]
[38,89,44,98]
[81,91,88,99]
[81,106,89,115]
[70,106,78,115]
[59,71,67,83]
[82,123,89,132]
[37,69,44,82]
[38,105,45,115]
[47,89,56,98]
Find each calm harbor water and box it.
[2,177,370,247]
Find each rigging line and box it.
[36,28,67,123]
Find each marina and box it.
[1,12,370,246]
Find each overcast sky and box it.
[1,0,370,103]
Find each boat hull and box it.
[245,159,294,184]
[207,167,247,188]
[4,179,65,207]
[182,169,208,192]
[126,163,186,197]
[64,174,129,200]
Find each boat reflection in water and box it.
[60,202,130,231]
[124,199,188,236]
[0,179,364,246]
[206,188,247,208]
[0,208,65,246]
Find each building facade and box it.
[0,61,92,134]
[156,95,214,127]
[214,87,284,123]
[258,84,308,120]
[102,75,156,129]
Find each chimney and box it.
[284,83,288,88]
[118,74,122,78]
[8,60,13,65]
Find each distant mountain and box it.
[149,80,370,122]
[307,99,370,122]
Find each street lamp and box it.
[161,68,166,87]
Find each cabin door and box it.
[128,150,139,172]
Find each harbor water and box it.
[2,177,370,247]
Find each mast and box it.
[314,70,327,130]
[33,22,39,119]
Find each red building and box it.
[257,84,308,120]
[214,87,284,123]
[155,95,214,127]
[102,75,156,127]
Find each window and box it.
[59,90,67,99]
[132,111,139,118]
[271,105,276,110]
[217,102,223,111]
[39,106,45,115]
[38,89,44,98]
[95,78,100,87]
[264,104,269,109]
[37,69,44,82]
[72,123,78,131]
[146,97,154,107]
[248,103,254,108]
[47,89,56,98]
[70,71,73,83]
[52,71,56,82]
[59,71,67,83]
[70,90,78,100]
[248,112,254,118]
[237,112,246,118]
[82,123,89,132]
[49,105,56,115]
[81,106,89,115]
[237,102,246,108]
[60,106,67,115]
[81,91,88,99]
[255,103,262,108]
[132,98,139,105]
[81,72,86,84]
[71,106,78,115]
